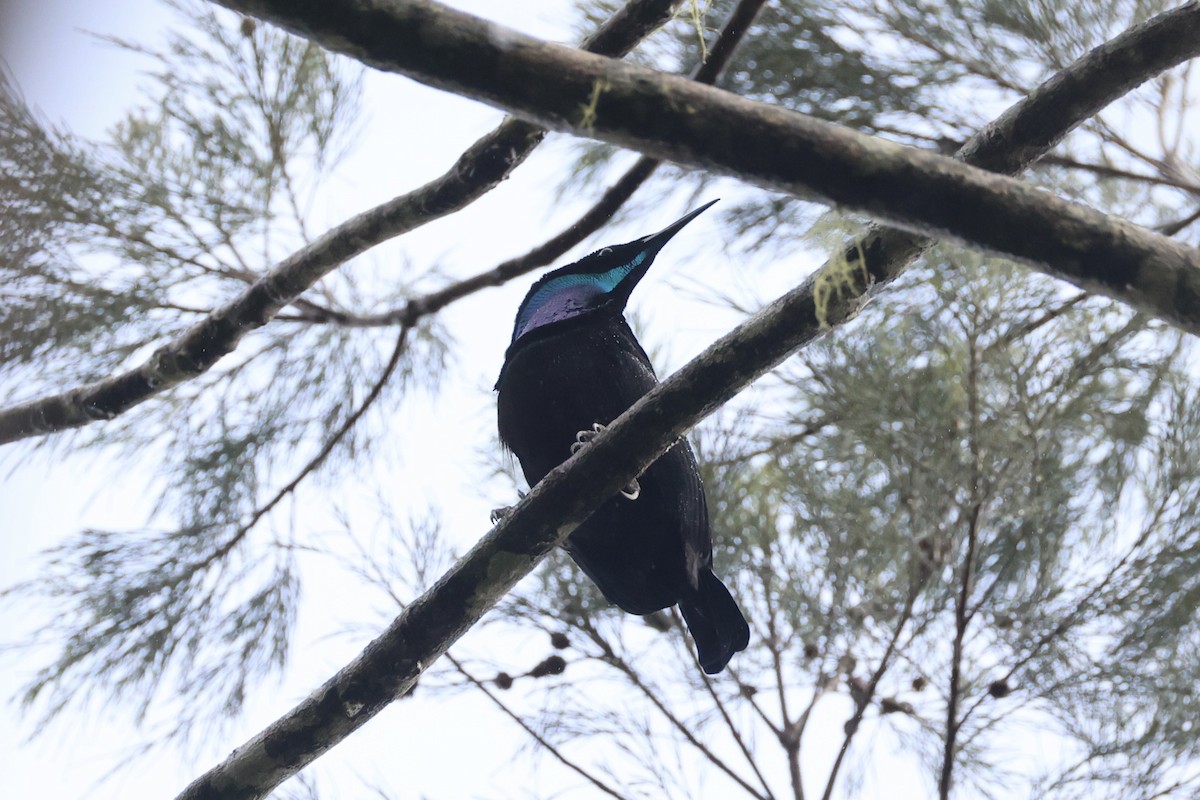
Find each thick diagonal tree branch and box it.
[173,10,1200,798]
[210,0,1200,337]
[0,0,681,447]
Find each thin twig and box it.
[726,665,782,738]
[710,416,836,467]
[986,292,1090,352]
[341,550,632,800]
[224,325,409,550]
[580,621,771,800]
[939,326,984,800]
[447,654,631,800]
[696,644,777,800]
[819,587,921,800]
[958,481,1177,730]
[1040,153,1200,195]
[1157,203,1200,236]
[172,324,412,579]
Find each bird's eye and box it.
[598,247,613,256]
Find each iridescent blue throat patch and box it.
[512,251,647,342]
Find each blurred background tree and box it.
[1,0,1197,797]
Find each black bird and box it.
[495,201,749,674]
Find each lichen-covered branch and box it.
[0,0,681,447]
[211,0,1200,337]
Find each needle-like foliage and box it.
[3,0,446,741]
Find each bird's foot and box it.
[490,491,527,523]
[569,422,606,454]
[570,422,640,500]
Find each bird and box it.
[495,200,749,674]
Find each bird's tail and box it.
[679,570,750,674]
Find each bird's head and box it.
[507,200,717,344]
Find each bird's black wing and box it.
[497,315,713,608]
[612,318,714,588]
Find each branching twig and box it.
[710,416,836,467]
[342,549,631,800]
[692,625,777,800]
[986,292,1090,352]
[780,674,832,800]
[759,578,804,800]
[446,653,632,800]
[819,586,921,800]
[209,324,412,564]
[578,621,770,800]
[958,483,1177,731]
